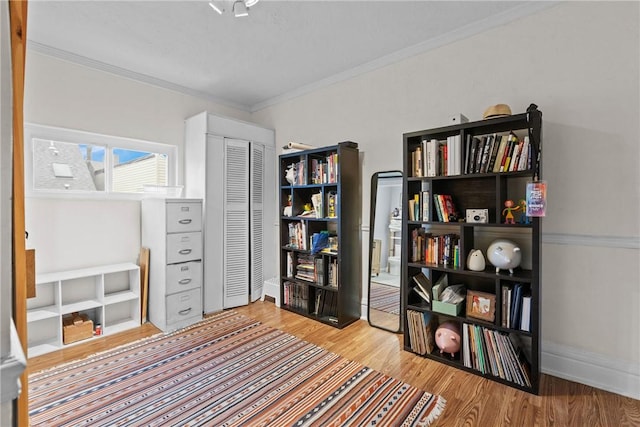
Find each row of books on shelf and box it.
[313,290,338,321]
[287,221,308,250]
[411,229,460,268]
[462,323,532,387]
[283,281,339,321]
[410,132,533,178]
[502,283,531,332]
[283,281,308,311]
[408,192,460,223]
[411,136,463,178]
[310,153,339,184]
[406,309,437,355]
[465,133,532,175]
[286,253,339,288]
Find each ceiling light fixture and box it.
[208,1,223,14]
[233,1,248,17]
[208,0,259,18]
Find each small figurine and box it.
[435,321,461,357]
[487,239,522,274]
[285,164,296,185]
[517,199,531,224]
[502,199,521,224]
[466,249,486,272]
[283,195,293,217]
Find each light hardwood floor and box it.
[29,300,640,426]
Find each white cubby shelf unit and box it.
[26,263,141,357]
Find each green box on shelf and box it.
[431,300,464,316]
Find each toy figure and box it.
[502,199,521,224]
[518,199,531,224]
[285,164,296,185]
[435,321,461,357]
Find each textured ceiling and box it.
[26,1,550,112]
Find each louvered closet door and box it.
[250,143,264,302]
[223,139,249,308]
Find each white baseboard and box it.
[542,340,640,400]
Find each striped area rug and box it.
[29,311,445,426]
[370,282,401,315]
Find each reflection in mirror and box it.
[368,171,403,332]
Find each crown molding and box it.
[27,40,252,113]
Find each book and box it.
[520,295,531,331]
[432,274,448,301]
[517,136,530,171]
[412,272,432,303]
[414,146,423,177]
[474,136,486,174]
[421,191,430,222]
[433,194,444,222]
[502,133,518,172]
[442,194,460,222]
[423,311,437,354]
[510,283,523,328]
[492,135,509,173]
[468,137,480,174]
[463,134,471,175]
[487,133,501,172]
[509,139,523,172]
[479,134,493,173]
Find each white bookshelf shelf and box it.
[26,263,141,358]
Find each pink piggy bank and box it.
[435,321,461,357]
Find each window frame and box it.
[24,123,178,199]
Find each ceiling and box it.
[26,1,549,112]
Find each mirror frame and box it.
[367,170,403,333]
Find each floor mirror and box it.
[368,171,403,333]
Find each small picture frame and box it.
[466,290,496,322]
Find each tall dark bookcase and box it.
[402,106,542,394]
[279,142,361,328]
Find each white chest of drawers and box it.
[141,198,203,332]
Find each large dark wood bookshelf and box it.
[279,142,360,328]
[402,106,542,393]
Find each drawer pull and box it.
[178,219,192,224]
[179,278,192,285]
[179,249,192,255]
[179,307,192,316]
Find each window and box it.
[25,124,177,197]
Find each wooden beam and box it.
[9,0,29,424]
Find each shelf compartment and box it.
[27,281,59,312]
[103,290,139,305]
[105,300,139,329]
[60,275,101,307]
[104,268,138,295]
[27,317,60,357]
[27,305,59,323]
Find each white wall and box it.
[251,2,640,398]
[24,52,252,272]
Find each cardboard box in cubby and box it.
[62,312,94,345]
